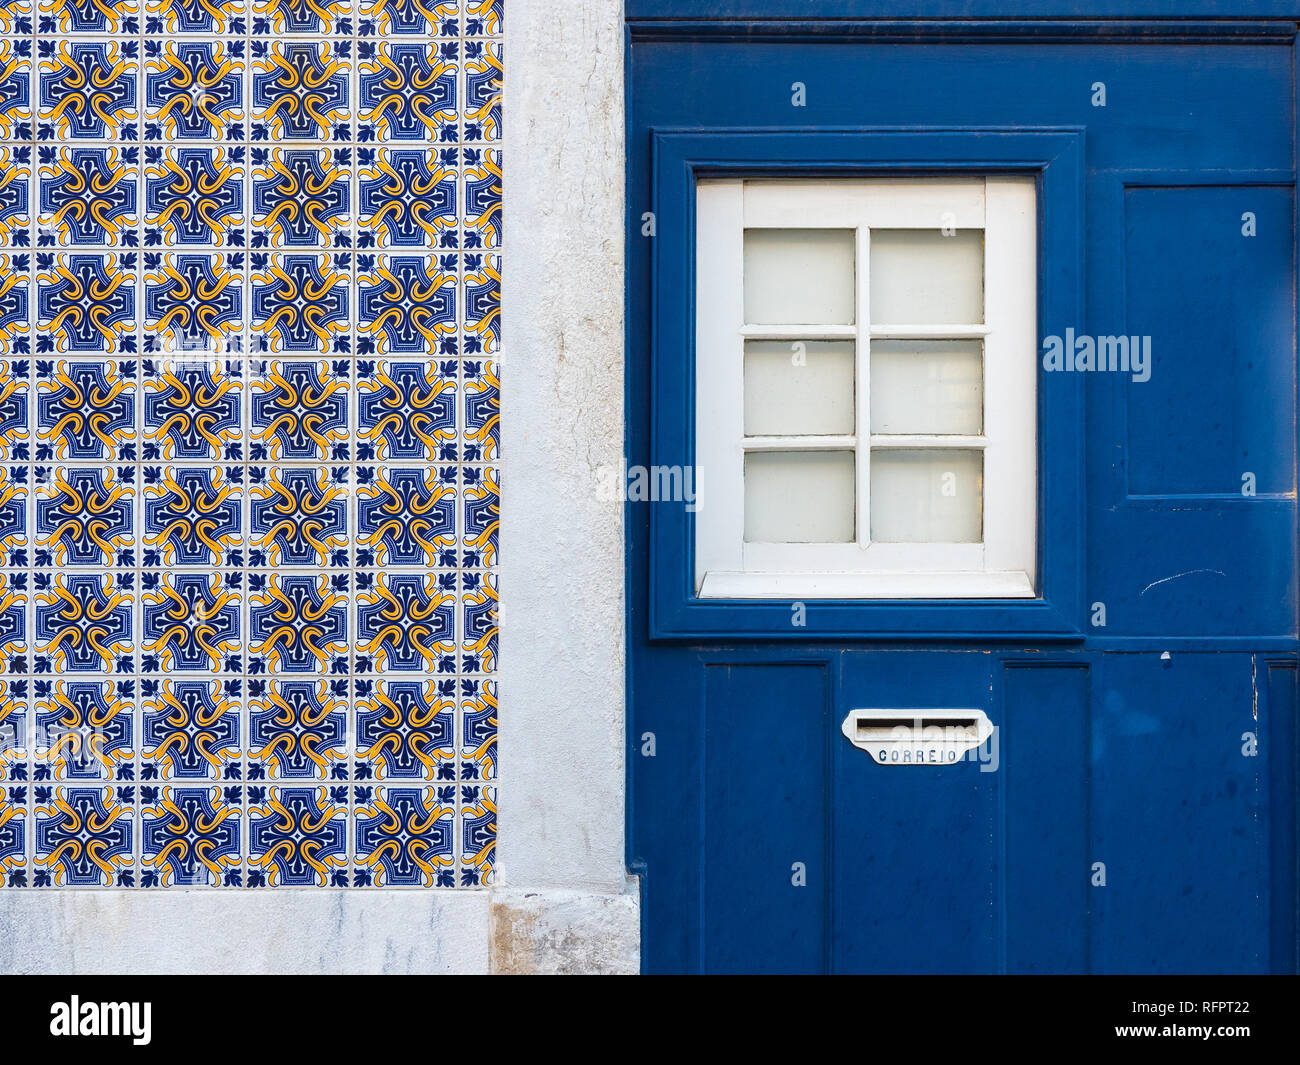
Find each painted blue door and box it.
[627,10,1299,975]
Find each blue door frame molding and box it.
[646,128,1084,640]
[627,8,1300,974]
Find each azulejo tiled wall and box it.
[0,0,501,888]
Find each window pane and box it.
[745,451,855,543]
[869,229,983,325]
[870,449,982,543]
[743,228,855,325]
[870,340,982,435]
[744,340,855,436]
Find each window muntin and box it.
[695,177,1037,599]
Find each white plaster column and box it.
[493,0,638,973]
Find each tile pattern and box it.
[0,0,500,888]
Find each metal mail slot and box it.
[841,707,993,766]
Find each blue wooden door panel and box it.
[1266,661,1299,972]
[831,653,999,974]
[1090,653,1267,973]
[703,664,829,974]
[1123,187,1295,499]
[627,23,1300,973]
[1084,181,1298,639]
[1002,662,1092,974]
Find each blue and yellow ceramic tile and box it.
[355,677,454,781]
[141,784,240,887]
[34,679,133,782]
[142,464,243,567]
[0,790,25,885]
[460,463,497,568]
[0,467,28,568]
[359,0,455,38]
[356,357,456,462]
[0,362,28,465]
[34,572,133,674]
[357,254,457,356]
[38,147,138,249]
[0,0,32,36]
[142,356,242,462]
[463,146,500,249]
[0,571,26,672]
[145,0,246,35]
[34,785,135,886]
[354,785,454,887]
[36,261,136,354]
[0,37,32,143]
[39,0,140,35]
[250,465,346,567]
[38,40,139,142]
[0,147,31,249]
[143,39,245,142]
[0,682,28,886]
[144,147,243,248]
[249,678,347,780]
[357,466,455,569]
[250,358,349,460]
[251,39,350,143]
[358,148,457,249]
[462,358,497,460]
[141,571,241,673]
[248,785,346,887]
[250,254,350,355]
[0,268,29,358]
[249,572,348,674]
[35,464,133,567]
[459,781,493,886]
[460,569,495,674]
[356,570,455,674]
[463,252,498,355]
[462,38,499,144]
[464,0,499,37]
[143,254,243,351]
[251,0,350,36]
[250,147,351,249]
[357,41,456,143]
[141,678,241,782]
[36,359,135,459]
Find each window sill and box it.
[697,570,1036,599]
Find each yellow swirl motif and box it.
[359,575,452,671]
[142,788,240,887]
[251,680,345,779]
[149,43,242,142]
[37,260,136,355]
[253,361,349,459]
[143,469,240,564]
[358,680,453,780]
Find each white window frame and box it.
[695,177,1038,599]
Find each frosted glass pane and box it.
[745,451,855,543]
[743,229,855,325]
[870,340,982,435]
[869,229,983,324]
[870,449,982,543]
[744,340,855,436]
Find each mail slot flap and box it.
[842,707,993,765]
